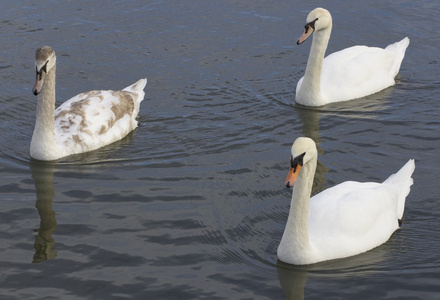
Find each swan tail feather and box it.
[385,37,410,77]
[123,78,148,103]
[385,37,410,51]
[384,159,415,219]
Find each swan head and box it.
[33,46,56,95]
[285,137,317,188]
[297,8,332,45]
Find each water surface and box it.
[1,0,439,299]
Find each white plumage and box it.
[295,8,409,106]
[30,46,147,161]
[278,137,415,265]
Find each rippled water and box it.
[1,0,439,299]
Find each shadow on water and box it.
[29,160,57,263]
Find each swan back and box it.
[53,79,147,157]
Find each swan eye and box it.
[36,61,49,80]
[290,153,306,170]
[41,60,48,73]
[36,61,48,74]
[304,24,310,34]
[305,18,318,33]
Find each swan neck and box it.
[289,156,317,241]
[278,154,317,263]
[31,65,57,159]
[303,26,331,94]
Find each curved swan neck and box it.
[31,65,57,159]
[278,154,317,263]
[289,155,317,240]
[301,26,331,99]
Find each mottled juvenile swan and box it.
[30,46,147,160]
[295,8,409,106]
[278,137,415,265]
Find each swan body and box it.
[30,46,147,161]
[277,137,415,265]
[295,8,410,106]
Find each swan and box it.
[295,8,410,106]
[277,137,415,265]
[30,46,147,161]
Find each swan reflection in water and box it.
[28,131,138,263]
[30,160,57,263]
[294,86,393,194]
[276,244,391,300]
[296,106,328,194]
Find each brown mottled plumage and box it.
[30,46,147,160]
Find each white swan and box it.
[295,8,410,106]
[277,137,415,265]
[30,46,147,161]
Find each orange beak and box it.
[285,164,301,188]
[297,26,314,45]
